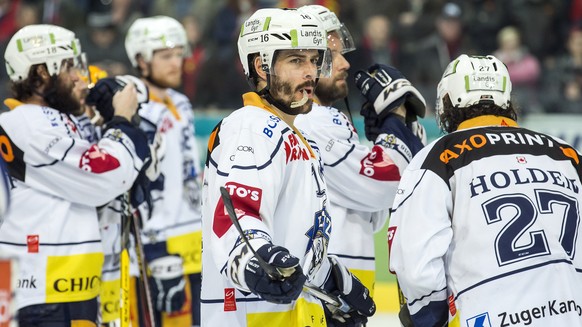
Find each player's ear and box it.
[253,56,267,81]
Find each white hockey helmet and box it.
[299,5,355,54]
[125,15,189,67]
[237,8,332,81]
[436,54,512,116]
[4,24,86,82]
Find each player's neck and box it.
[146,82,169,101]
[268,102,296,126]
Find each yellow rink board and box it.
[375,282,400,313]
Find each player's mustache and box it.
[295,81,316,92]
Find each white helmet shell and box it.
[299,5,355,54]
[237,8,331,80]
[436,54,512,116]
[125,15,189,67]
[4,24,83,82]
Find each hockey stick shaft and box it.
[219,186,349,311]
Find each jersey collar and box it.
[456,115,518,131]
[3,98,23,110]
[242,92,315,158]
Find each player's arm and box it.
[388,165,452,326]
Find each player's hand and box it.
[244,244,306,304]
[112,82,138,122]
[86,77,126,122]
[148,255,187,313]
[323,255,376,326]
[355,63,426,126]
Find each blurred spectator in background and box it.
[77,10,131,76]
[542,23,582,113]
[494,26,541,114]
[463,0,510,54]
[180,14,207,104]
[408,2,475,113]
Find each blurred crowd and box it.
[0,0,580,116]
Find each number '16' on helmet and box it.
[237,8,332,85]
[436,54,512,116]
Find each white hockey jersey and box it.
[0,102,148,310]
[201,93,334,326]
[389,116,582,327]
[139,89,202,275]
[295,103,416,293]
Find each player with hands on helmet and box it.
[125,15,203,326]
[390,54,582,327]
[201,7,375,326]
[0,24,150,326]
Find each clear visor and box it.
[269,48,332,79]
[329,24,355,54]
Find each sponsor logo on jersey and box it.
[0,260,10,327]
[17,275,37,289]
[100,279,120,322]
[440,131,560,164]
[45,252,104,303]
[27,235,39,253]
[359,145,400,181]
[160,116,174,133]
[466,312,491,327]
[498,299,581,326]
[284,134,310,163]
[213,182,262,238]
[167,231,202,274]
[224,288,237,311]
[79,144,121,173]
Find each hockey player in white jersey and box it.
[0,24,150,325]
[294,5,427,311]
[125,15,202,326]
[389,54,582,327]
[201,7,376,327]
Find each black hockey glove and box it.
[145,243,187,313]
[323,255,376,326]
[86,75,149,123]
[399,303,414,327]
[244,244,307,304]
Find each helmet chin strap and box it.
[257,73,302,116]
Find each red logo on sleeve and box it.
[79,145,121,173]
[224,288,237,311]
[27,235,39,253]
[213,182,262,237]
[359,146,401,181]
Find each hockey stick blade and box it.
[219,186,350,313]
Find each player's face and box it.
[149,47,184,89]
[270,49,319,115]
[44,58,83,115]
[314,32,350,104]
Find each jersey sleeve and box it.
[206,124,285,292]
[2,111,147,207]
[299,109,408,213]
[388,163,452,326]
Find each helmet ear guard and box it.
[435,54,512,117]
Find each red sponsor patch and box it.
[224,288,237,311]
[359,146,400,181]
[284,134,309,163]
[0,259,10,327]
[448,294,457,316]
[79,145,121,173]
[213,182,262,238]
[27,235,39,253]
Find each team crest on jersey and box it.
[213,182,262,238]
[79,145,121,173]
[359,145,400,181]
[305,206,331,276]
[284,134,309,163]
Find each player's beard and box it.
[148,64,182,89]
[314,72,348,105]
[44,76,83,116]
[270,75,314,115]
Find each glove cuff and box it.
[149,255,183,280]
